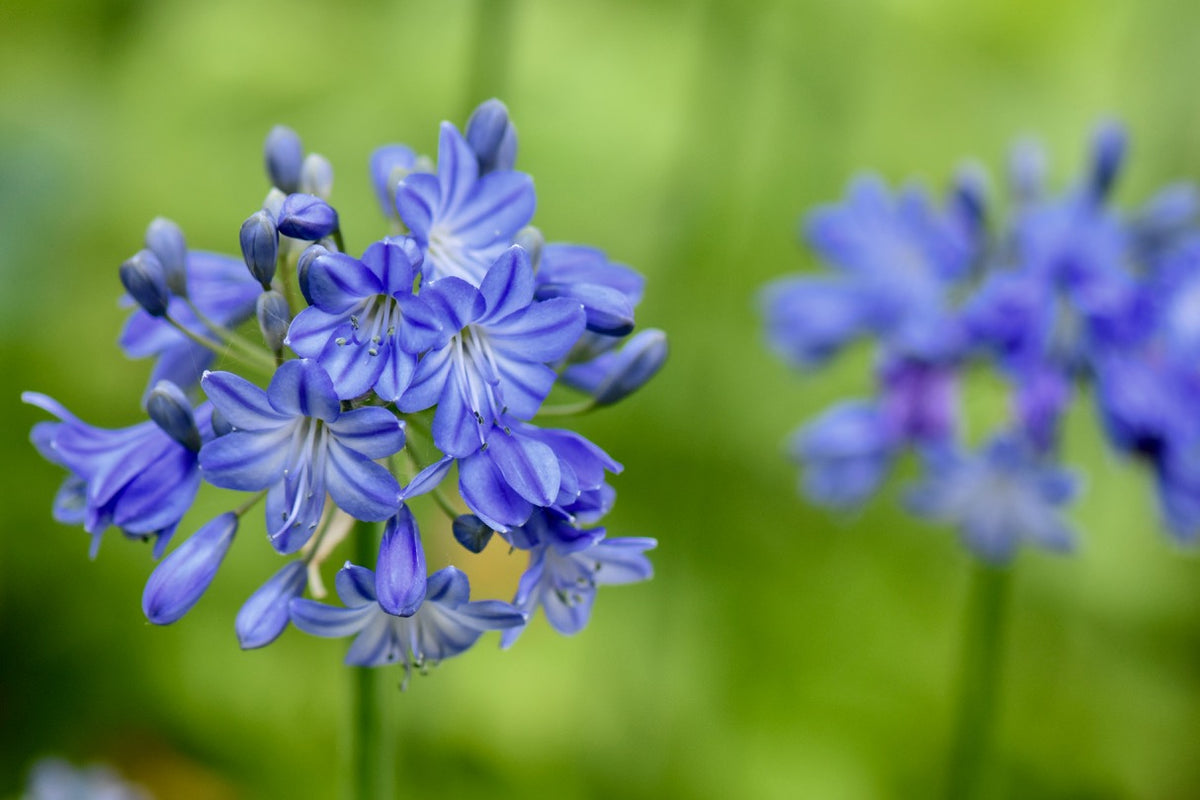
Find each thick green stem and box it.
[350,518,391,800]
[945,563,1012,800]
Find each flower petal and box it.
[201,371,289,430]
[236,562,308,649]
[142,513,237,625]
[268,359,341,421]
[376,507,427,617]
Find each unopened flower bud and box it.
[145,217,188,296]
[240,210,278,288]
[276,193,339,241]
[466,98,518,174]
[514,226,545,272]
[1089,120,1127,202]
[147,380,201,451]
[264,125,304,193]
[119,249,170,317]
[562,329,668,406]
[452,514,494,554]
[142,513,237,625]
[256,290,291,353]
[377,507,426,617]
[300,153,334,199]
[296,244,327,306]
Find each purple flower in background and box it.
[199,359,405,553]
[395,122,535,284]
[286,238,443,401]
[290,563,525,679]
[906,435,1078,562]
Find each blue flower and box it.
[395,122,535,284]
[119,247,261,397]
[286,238,443,401]
[142,512,238,624]
[498,508,655,647]
[906,434,1078,562]
[560,328,669,406]
[198,359,405,553]
[397,245,586,456]
[789,401,898,510]
[290,563,525,678]
[24,387,211,558]
[534,243,644,336]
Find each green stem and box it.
[945,562,1012,800]
[350,518,391,800]
[535,398,596,418]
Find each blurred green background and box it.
[4,0,1200,797]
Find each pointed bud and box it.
[300,153,334,199]
[376,507,426,617]
[235,561,308,649]
[1088,120,1127,202]
[256,290,291,353]
[119,249,171,317]
[296,244,327,306]
[452,514,494,554]
[369,144,417,217]
[466,98,518,174]
[145,217,188,296]
[276,193,339,241]
[240,210,278,288]
[147,380,201,451]
[142,513,237,625]
[563,329,668,406]
[264,125,304,193]
[514,226,545,272]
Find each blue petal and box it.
[268,359,341,421]
[376,507,427,617]
[286,307,348,358]
[142,513,237,624]
[370,144,416,215]
[486,430,560,507]
[422,276,486,333]
[201,371,289,430]
[395,173,439,238]
[373,343,418,403]
[449,599,526,629]
[541,581,596,635]
[431,376,485,458]
[324,441,401,522]
[396,345,453,413]
[436,121,480,215]
[478,246,534,322]
[111,448,201,533]
[493,359,557,420]
[458,450,533,531]
[290,598,376,638]
[425,565,470,605]
[345,615,402,666]
[315,326,384,400]
[199,428,292,491]
[488,297,586,362]
[591,537,657,584]
[236,561,308,649]
[401,456,455,501]
[361,240,416,296]
[335,562,378,605]
[326,407,406,459]
[308,252,382,312]
[451,171,536,248]
[265,469,328,554]
[392,293,444,353]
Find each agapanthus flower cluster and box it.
[762,122,1200,561]
[25,100,666,680]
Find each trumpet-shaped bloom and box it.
[290,563,525,677]
[398,246,586,456]
[198,359,405,553]
[286,238,443,401]
[906,435,1078,562]
[23,390,211,558]
[395,122,535,284]
[499,509,655,647]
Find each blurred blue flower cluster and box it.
[24,100,666,677]
[762,122,1200,561]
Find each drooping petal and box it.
[142,513,237,625]
[458,450,533,531]
[290,598,377,638]
[236,562,308,649]
[425,566,471,605]
[345,615,401,667]
[590,537,657,584]
[486,429,560,507]
[401,456,455,501]
[335,563,379,605]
